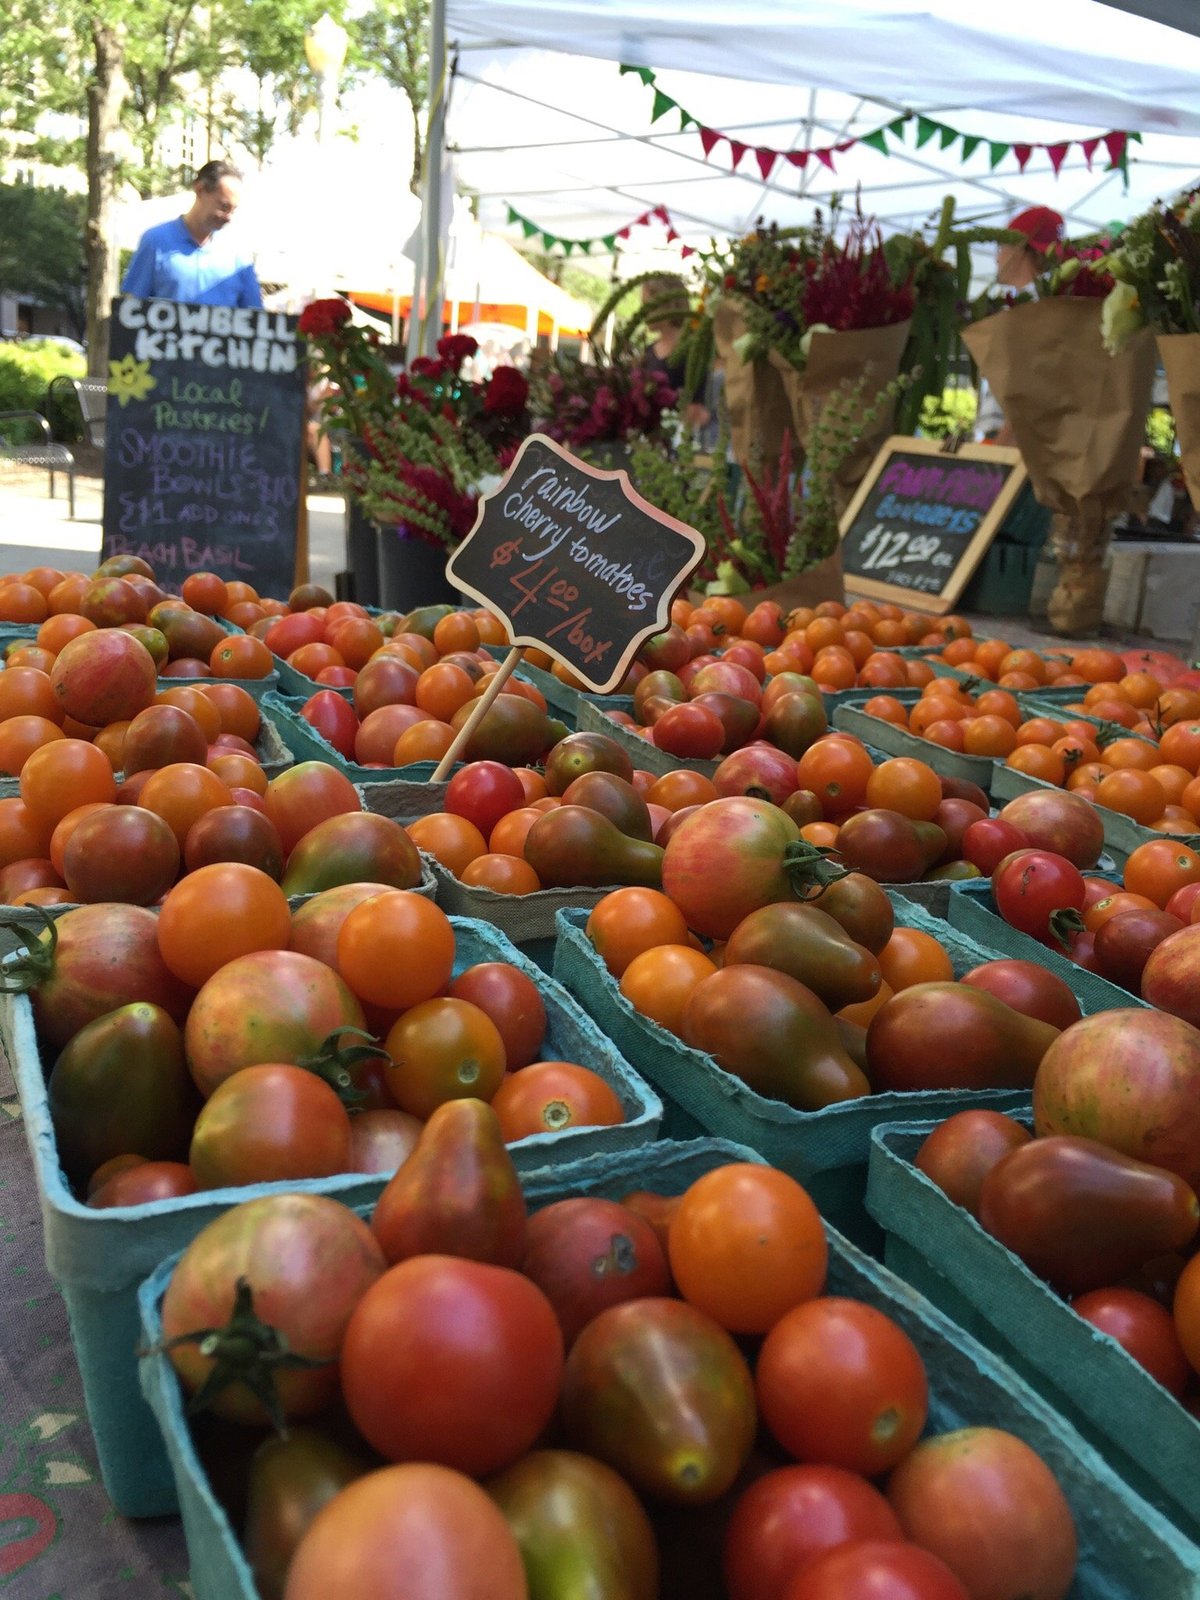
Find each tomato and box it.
[264,761,362,855]
[913,1111,1032,1219]
[783,1539,970,1600]
[444,759,527,837]
[992,850,1086,945]
[189,1063,353,1187]
[280,811,423,898]
[756,1298,928,1475]
[714,742,803,806]
[864,757,942,821]
[1071,1286,1190,1396]
[723,1464,902,1600]
[184,949,366,1098]
[812,872,894,953]
[62,804,181,904]
[183,804,285,879]
[406,811,488,874]
[877,927,953,990]
[585,886,691,978]
[620,944,718,1033]
[161,1192,386,1424]
[837,809,946,883]
[299,689,360,760]
[19,737,116,827]
[561,1297,756,1504]
[7,901,193,1049]
[340,1254,563,1474]
[663,1163,825,1337]
[157,862,292,987]
[288,880,402,971]
[959,959,1083,1031]
[1123,840,1200,909]
[88,1159,199,1207]
[1165,881,1200,922]
[336,891,455,1010]
[47,1002,199,1189]
[200,681,261,743]
[490,1060,626,1141]
[661,796,822,940]
[886,1427,1077,1600]
[961,817,1029,875]
[1082,889,1159,932]
[1141,923,1200,1028]
[445,961,547,1069]
[1093,907,1185,990]
[284,1463,527,1600]
[795,738,875,817]
[487,1449,659,1600]
[383,998,507,1119]
[1173,1251,1200,1376]
[521,1198,671,1346]
[996,790,1104,869]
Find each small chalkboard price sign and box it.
[101,295,307,596]
[839,436,1026,615]
[447,434,707,694]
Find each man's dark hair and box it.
[194,159,243,189]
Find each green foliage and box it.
[352,0,428,193]
[0,182,87,337]
[0,340,85,418]
[1146,406,1177,456]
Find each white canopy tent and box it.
[425,0,1200,300]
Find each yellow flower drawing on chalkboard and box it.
[107,354,156,407]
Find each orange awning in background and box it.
[348,293,590,338]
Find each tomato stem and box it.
[295,1026,383,1109]
[781,841,850,899]
[0,906,58,993]
[1047,907,1087,951]
[145,1276,326,1436]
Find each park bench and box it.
[48,374,108,449]
[0,409,76,516]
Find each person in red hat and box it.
[977,205,1065,444]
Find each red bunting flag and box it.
[816,147,836,170]
[728,139,749,169]
[785,150,809,168]
[680,244,696,258]
[1104,131,1128,166]
[1080,137,1100,168]
[698,126,721,157]
[1013,143,1032,171]
[615,226,631,240]
[834,141,855,154]
[666,227,679,242]
[1047,142,1070,174]
[755,147,778,179]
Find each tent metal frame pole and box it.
[418,0,450,359]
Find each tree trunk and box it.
[85,23,125,378]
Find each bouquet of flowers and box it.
[528,357,678,454]
[299,303,532,551]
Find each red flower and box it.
[483,367,529,416]
[298,297,353,337]
[437,333,479,368]
[411,355,449,379]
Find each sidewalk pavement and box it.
[0,464,347,594]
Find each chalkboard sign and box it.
[101,295,306,597]
[447,434,706,693]
[839,436,1026,614]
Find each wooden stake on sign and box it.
[430,645,524,781]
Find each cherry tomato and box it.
[992,850,1086,945]
[1072,1287,1191,1396]
[782,1539,969,1600]
[961,817,1029,875]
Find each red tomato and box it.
[1072,1287,1191,1397]
[756,1298,928,1476]
[961,817,1029,875]
[283,1463,527,1600]
[1165,881,1200,922]
[652,702,726,760]
[299,689,360,761]
[188,1063,353,1187]
[444,760,528,837]
[521,1197,671,1346]
[339,1255,564,1475]
[959,959,1083,1031]
[444,961,547,1069]
[263,761,361,855]
[886,1427,1077,1600]
[723,1465,903,1600]
[782,1539,970,1600]
[992,850,1086,945]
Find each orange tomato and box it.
[878,928,954,990]
[619,944,718,1034]
[1094,769,1167,825]
[1005,746,1066,786]
[1101,737,1160,773]
[864,757,942,822]
[1122,840,1200,909]
[405,812,487,876]
[1083,891,1160,932]
[490,1060,626,1143]
[962,715,1018,757]
[458,853,541,895]
[586,886,691,979]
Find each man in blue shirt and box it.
[122,159,262,308]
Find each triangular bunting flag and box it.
[1080,137,1100,168]
[939,124,958,150]
[1103,131,1128,167]
[560,240,574,255]
[785,150,809,168]
[654,205,670,223]
[521,218,538,238]
[506,205,520,225]
[1047,141,1070,174]
[1013,143,1032,171]
[680,244,696,258]
[728,139,749,169]
[861,128,889,154]
[916,115,938,148]
[615,226,631,240]
[989,141,1009,169]
[888,116,909,137]
[755,147,778,179]
[601,235,616,250]
[834,141,854,154]
[677,108,694,132]
[698,126,721,158]
[619,64,656,85]
[666,227,679,242]
[816,147,837,170]
[651,88,675,123]
[960,134,982,161]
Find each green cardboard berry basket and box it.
[831,688,999,791]
[4,917,661,1517]
[552,896,1052,1247]
[575,695,721,777]
[138,1134,1200,1600]
[866,1120,1200,1541]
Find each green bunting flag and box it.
[618,64,1138,185]
[503,202,691,258]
